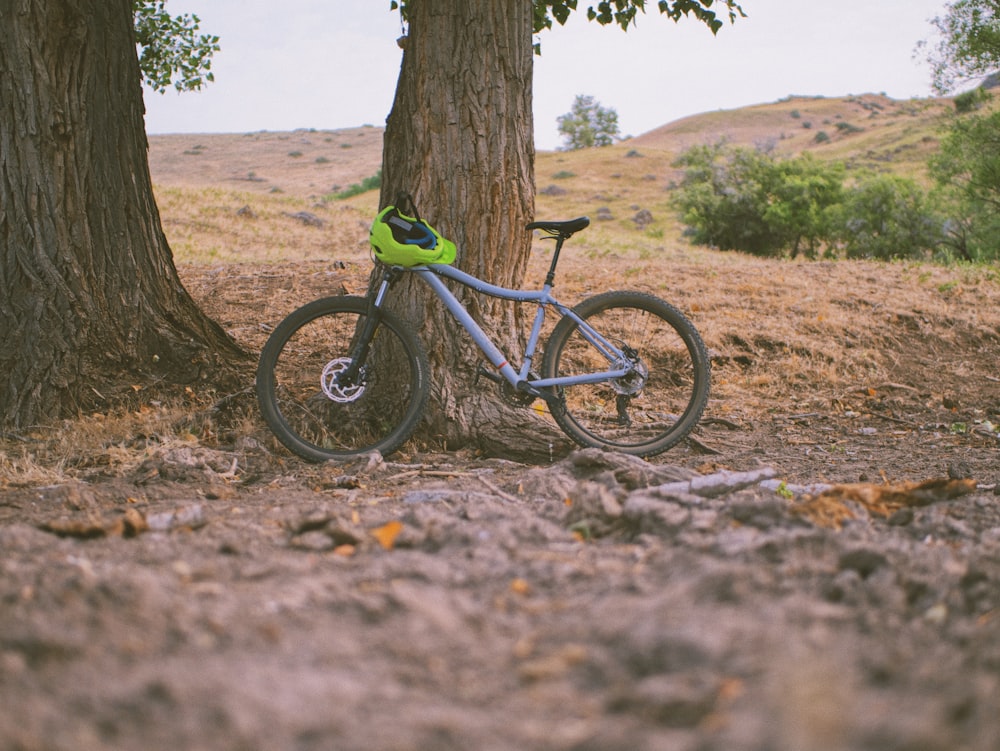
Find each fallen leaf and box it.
[122,507,148,537]
[38,519,108,539]
[509,578,531,595]
[792,477,978,528]
[371,520,403,550]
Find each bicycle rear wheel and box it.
[542,291,710,457]
[256,296,430,461]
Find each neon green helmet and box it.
[370,205,456,267]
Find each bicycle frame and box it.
[369,262,635,402]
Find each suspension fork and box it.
[337,266,400,386]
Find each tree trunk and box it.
[0,0,244,429]
[380,0,571,461]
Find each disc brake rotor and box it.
[321,358,366,403]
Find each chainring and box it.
[500,372,541,407]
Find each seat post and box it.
[544,235,567,287]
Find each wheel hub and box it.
[611,358,648,396]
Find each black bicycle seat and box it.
[526,217,590,237]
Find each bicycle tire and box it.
[542,291,710,457]
[256,296,430,461]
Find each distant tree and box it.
[921,0,1000,94]
[557,94,621,150]
[930,110,1000,261]
[918,1,1000,262]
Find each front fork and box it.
[336,266,400,387]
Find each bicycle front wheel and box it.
[256,296,430,462]
[542,291,710,457]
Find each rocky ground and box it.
[1,435,998,751]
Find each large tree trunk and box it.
[380,0,571,460]
[0,0,244,429]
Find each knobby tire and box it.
[256,296,430,462]
[542,291,710,457]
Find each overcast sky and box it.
[142,0,950,151]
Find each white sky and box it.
[142,0,949,151]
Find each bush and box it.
[835,121,864,134]
[671,143,844,258]
[830,174,944,260]
[953,87,991,113]
[672,144,944,261]
[331,169,382,200]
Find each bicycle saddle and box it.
[526,217,590,237]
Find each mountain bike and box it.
[256,215,710,462]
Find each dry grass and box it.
[4,94,998,486]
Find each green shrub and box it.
[671,142,844,258]
[835,121,864,134]
[330,169,382,200]
[829,174,944,260]
[954,87,990,113]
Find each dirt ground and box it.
[3,251,999,751]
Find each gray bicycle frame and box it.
[378,263,633,392]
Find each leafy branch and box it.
[134,1,220,93]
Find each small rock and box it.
[837,548,888,579]
[609,671,718,728]
[146,504,206,532]
[632,209,654,229]
[887,508,914,526]
[947,461,974,480]
[284,211,325,228]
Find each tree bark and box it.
[380,0,571,460]
[0,0,244,428]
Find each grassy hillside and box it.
[149,92,965,267]
[631,94,953,177]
